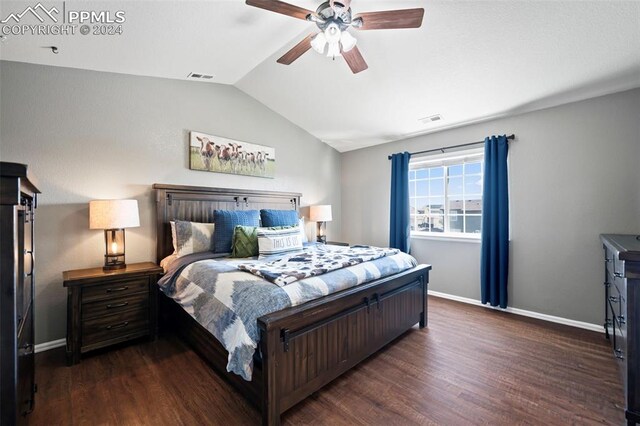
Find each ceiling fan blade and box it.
[354,8,424,30]
[245,0,314,20]
[277,34,315,65]
[342,46,368,74]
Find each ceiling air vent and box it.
[419,114,443,125]
[187,72,214,81]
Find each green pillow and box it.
[231,225,259,258]
[231,225,295,258]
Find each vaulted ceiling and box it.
[1,0,639,151]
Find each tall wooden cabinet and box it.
[601,234,640,425]
[1,162,40,425]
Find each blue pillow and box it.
[260,209,298,227]
[213,210,260,253]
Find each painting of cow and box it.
[189,131,276,178]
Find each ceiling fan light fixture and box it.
[340,31,356,52]
[326,41,341,58]
[311,32,327,54]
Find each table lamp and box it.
[89,199,140,271]
[310,205,332,244]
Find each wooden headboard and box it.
[153,184,301,263]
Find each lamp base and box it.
[316,221,327,245]
[103,229,127,271]
[103,263,126,271]
[104,252,126,271]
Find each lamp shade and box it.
[89,199,140,229]
[311,32,327,54]
[310,205,332,222]
[340,31,357,52]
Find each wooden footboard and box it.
[159,264,430,426]
[258,265,430,425]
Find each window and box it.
[409,148,484,238]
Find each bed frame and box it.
[154,183,431,425]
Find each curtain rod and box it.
[387,134,516,160]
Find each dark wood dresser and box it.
[601,234,640,425]
[0,162,40,425]
[63,262,162,365]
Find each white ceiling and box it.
[1,1,639,152]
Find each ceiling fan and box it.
[245,0,424,74]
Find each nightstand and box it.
[63,262,163,365]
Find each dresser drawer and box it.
[82,309,149,347]
[81,277,148,303]
[607,268,627,301]
[609,285,626,327]
[82,291,149,320]
[614,256,625,278]
[614,316,628,396]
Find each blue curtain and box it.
[389,152,411,253]
[481,135,509,308]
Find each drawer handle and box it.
[609,296,618,303]
[106,286,129,293]
[614,272,623,278]
[106,321,129,330]
[106,302,129,309]
[605,258,612,263]
[615,349,624,360]
[619,315,626,325]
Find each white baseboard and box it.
[428,290,603,333]
[35,338,66,354]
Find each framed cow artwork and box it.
[189,131,275,178]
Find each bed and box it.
[153,183,431,425]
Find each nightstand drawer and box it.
[82,309,149,346]
[81,277,148,303]
[82,292,149,320]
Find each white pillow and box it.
[299,217,308,243]
[170,221,178,253]
[171,220,215,257]
[258,227,303,257]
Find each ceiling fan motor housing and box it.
[310,1,360,31]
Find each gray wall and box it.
[342,88,640,325]
[0,60,342,344]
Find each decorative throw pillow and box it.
[231,225,259,258]
[171,220,215,257]
[260,209,299,227]
[258,227,304,257]
[213,210,260,253]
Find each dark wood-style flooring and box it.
[27,297,624,425]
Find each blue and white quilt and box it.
[238,245,400,286]
[158,245,417,381]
